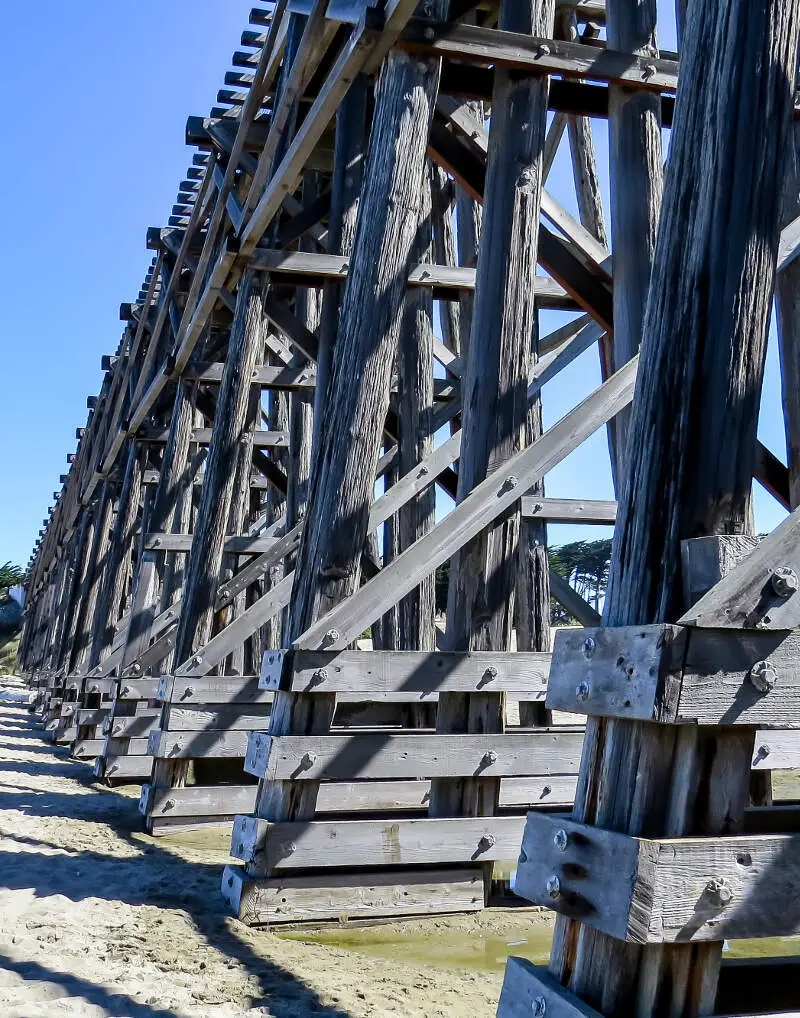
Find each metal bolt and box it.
[546,875,561,899]
[121,686,130,697]
[485,665,498,679]
[419,465,429,476]
[423,26,436,41]
[553,829,568,852]
[131,663,142,675]
[483,749,498,765]
[576,680,591,702]
[705,876,733,907]
[748,659,777,694]
[192,655,203,667]
[312,667,328,682]
[642,63,657,80]
[583,636,596,658]
[301,751,317,769]
[478,833,496,851]
[324,629,340,646]
[284,840,297,855]
[152,538,161,547]
[163,798,175,812]
[532,996,547,1017]
[218,587,229,599]
[772,566,799,598]
[536,43,551,58]
[165,610,174,619]
[505,475,519,490]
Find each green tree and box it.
[549,538,612,624]
[0,563,24,595]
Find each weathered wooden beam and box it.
[517,812,800,943]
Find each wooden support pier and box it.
[17,2,800,1010]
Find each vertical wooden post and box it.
[433,0,555,824]
[548,2,800,1013]
[255,7,447,832]
[398,166,436,652]
[777,122,800,509]
[88,442,144,670]
[172,270,267,667]
[606,0,663,482]
[120,380,197,672]
[70,483,114,676]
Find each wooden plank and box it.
[142,533,278,554]
[680,505,800,631]
[142,776,577,822]
[158,675,274,705]
[520,498,616,524]
[498,959,603,1018]
[102,754,154,780]
[232,814,528,873]
[751,729,800,770]
[162,705,272,732]
[222,865,484,926]
[261,648,551,694]
[516,812,800,943]
[148,730,251,760]
[105,713,160,738]
[245,730,585,781]
[398,21,680,93]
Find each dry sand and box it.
[0,679,550,1017]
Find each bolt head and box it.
[532,996,547,1017]
[192,655,203,666]
[506,475,519,489]
[772,566,799,598]
[748,659,777,694]
[705,876,733,907]
[576,680,591,702]
[536,43,551,58]
[324,629,340,645]
[483,749,498,765]
[301,751,317,768]
[486,665,498,678]
[546,875,561,899]
[553,828,568,852]
[313,667,328,682]
[583,636,596,658]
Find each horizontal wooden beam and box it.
[143,533,277,554]
[514,813,800,944]
[547,623,800,728]
[260,648,551,695]
[520,497,617,524]
[222,865,484,926]
[244,730,584,781]
[232,814,528,874]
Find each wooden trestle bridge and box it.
[18,0,800,1014]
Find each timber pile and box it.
[16,2,800,1005]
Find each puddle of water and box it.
[280,915,553,973]
[280,922,800,975]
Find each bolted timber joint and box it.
[748,659,777,694]
[771,566,799,598]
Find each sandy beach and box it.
[0,679,551,1017]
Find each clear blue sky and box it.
[0,2,788,571]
